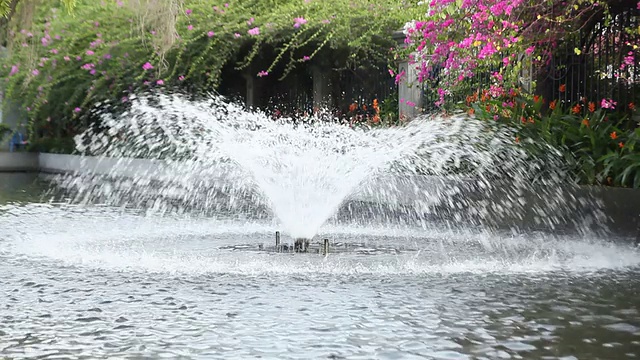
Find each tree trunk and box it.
[0,0,21,47]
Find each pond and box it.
[1,173,639,359]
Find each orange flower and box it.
[549,100,557,110]
[481,90,490,102]
[528,117,534,123]
[521,116,526,123]
[581,118,589,127]
[372,115,380,123]
[610,131,618,140]
[571,104,581,114]
[348,103,357,112]
[630,102,636,111]
[362,105,367,111]
[533,95,541,103]
[619,142,624,148]
[467,108,475,115]
[588,102,596,112]
[515,136,520,143]
[559,84,566,92]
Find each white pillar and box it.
[393,30,423,119]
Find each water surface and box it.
[1,177,639,359]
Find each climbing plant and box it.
[1,0,420,139]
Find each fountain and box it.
[53,92,598,248]
[1,92,639,359]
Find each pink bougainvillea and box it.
[402,0,638,107]
[293,17,307,28]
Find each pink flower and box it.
[86,50,95,56]
[293,17,307,28]
[74,107,81,113]
[94,21,100,27]
[395,70,406,84]
[31,69,39,76]
[90,69,96,75]
[121,96,128,103]
[187,25,194,31]
[50,48,58,54]
[601,98,617,109]
[142,62,153,70]
[247,17,254,26]
[178,75,185,81]
[156,79,164,85]
[302,56,310,61]
[388,69,395,77]
[207,31,215,37]
[76,56,81,61]
[41,37,49,46]
[247,27,260,36]
[234,33,241,38]
[257,71,268,77]
[406,100,416,107]
[525,46,535,55]
[9,65,18,76]
[185,9,192,15]
[63,56,70,61]
[103,53,111,59]
[117,1,123,6]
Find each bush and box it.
[27,137,77,154]
[467,88,640,188]
[0,123,11,144]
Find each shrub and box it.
[467,89,640,187]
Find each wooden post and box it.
[275,231,281,252]
[312,66,332,112]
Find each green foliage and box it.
[1,0,420,139]
[0,123,11,143]
[468,92,640,188]
[0,0,77,18]
[27,136,76,153]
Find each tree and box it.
[1,0,77,19]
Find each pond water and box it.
[1,173,639,359]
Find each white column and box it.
[393,30,423,119]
